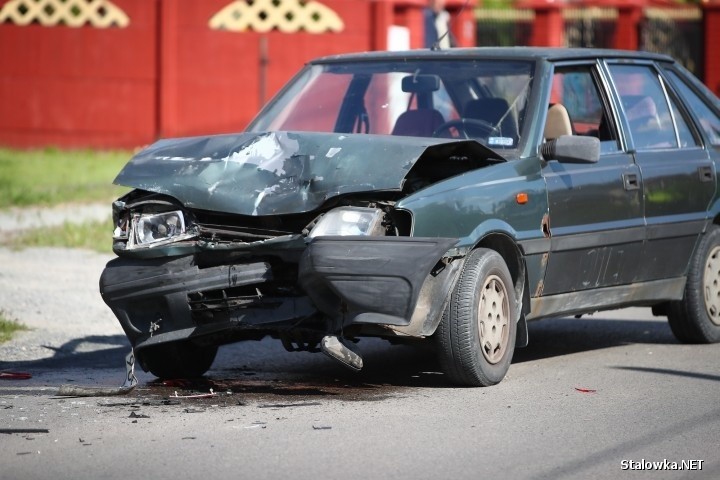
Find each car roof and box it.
[311,47,674,65]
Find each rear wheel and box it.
[138,342,218,379]
[668,225,720,343]
[436,248,517,386]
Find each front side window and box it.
[550,66,620,153]
[248,59,535,150]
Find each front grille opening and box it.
[192,209,318,237]
[188,276,302,323]
[189,285,284,313]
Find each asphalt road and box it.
[1,247,719,480]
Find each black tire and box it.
[436,248,517,386]
[138,342,218,379]
[667,225,720,343]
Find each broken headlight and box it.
[308,207,384,238]
[125,210,197,249]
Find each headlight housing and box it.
[308,207,384,238]
[125,210,196,249]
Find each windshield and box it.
[248,59,534,149]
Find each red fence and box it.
[0,0,476,149]
[514,0,720,97]
[0,0,157,148]
[157,0,376,140]
[3,0,718,150]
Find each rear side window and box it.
[665,69,720,146]
[608,64,698,150]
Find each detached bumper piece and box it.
[299,236,458,328]
[321,335,363,371]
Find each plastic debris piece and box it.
[321,335,363,370]
[257,402,322,409]
[0,371,32,380]
[56,350,138,397]
[171,388,217,399]
[128,411,149,419]
[312,425,332,430]
[574,387,597,393]
[0,428,49,434]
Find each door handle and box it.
[698,165,714,183]
[622,173,639,191]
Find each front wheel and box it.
[138,341,218,379]
[436,248,517,386]
[667,225,720,343]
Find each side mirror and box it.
[541,135,600,164]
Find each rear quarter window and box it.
[664,69,720,146]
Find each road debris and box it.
[312,425,332,430]
[172,389,217,399]
[257,402,322,409]
[183,408,205,414]
[0,371,32,380]
[0,428,50,434]
[129,411,150,419]
[574,387,597,394]
[56,350,138,397]
[243,421,267,429]
[98,399,181,407]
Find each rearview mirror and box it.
[401,74,440,93]
[541,135,600,164]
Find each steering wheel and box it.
[432,118,497,139]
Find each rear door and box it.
[606,62,715,280]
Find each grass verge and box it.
[0,311,29,344]
[1,219,114,254]
[0,147,131,209]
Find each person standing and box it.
[424,0,454,49]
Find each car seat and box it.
[544,103,573,140]
[391,109,445,137]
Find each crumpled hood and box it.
[114,131,501,216]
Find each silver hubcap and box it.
[478,274,509,364]
[704,246,720,326]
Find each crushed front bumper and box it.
[100,236,459,351]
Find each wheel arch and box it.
[712,212,720,226]
[474,232,530,347]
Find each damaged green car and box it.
[100,48,720,386]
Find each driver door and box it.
[541,63,645,295]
